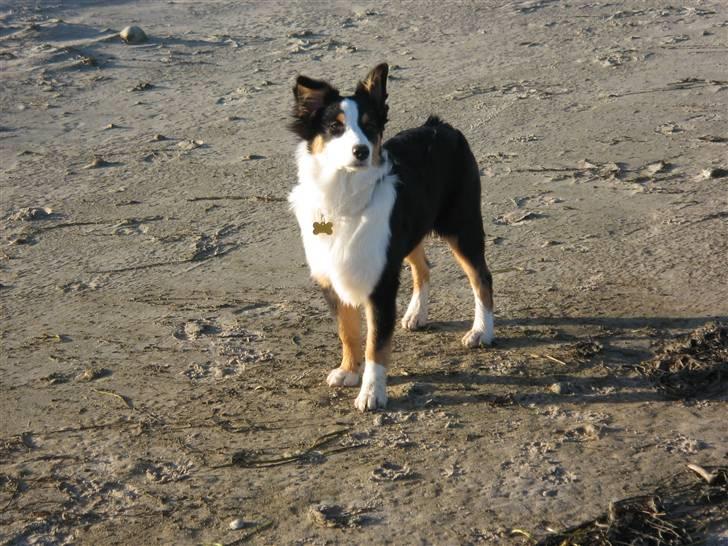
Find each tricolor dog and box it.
[288,63,494,411]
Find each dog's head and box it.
[290,64,389,171]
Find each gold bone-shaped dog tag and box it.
[312,221,333,235]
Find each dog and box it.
[288,63,494,411]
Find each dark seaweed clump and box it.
[535,465,728,546]
[641,322,728,399]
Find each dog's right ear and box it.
[356,63,388,122]
[293,76,338,120]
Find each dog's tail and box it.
[423,115,472,161]
[424,115,445,127]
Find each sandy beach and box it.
[1,1,727,544]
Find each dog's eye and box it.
[364,122,379,133]
[329,121,344,134]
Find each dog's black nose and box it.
[353,145,369,161]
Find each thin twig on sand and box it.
[93,244,239,274]
[214,428,363,469]
[187,195,286,202]
[92,388,134,410]
[529,353,568,366]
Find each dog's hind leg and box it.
[444,233,494,347]
[319,281,363,387]
[401,240,430,331]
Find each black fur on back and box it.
[381,115,483,271]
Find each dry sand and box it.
[1,1,727,544]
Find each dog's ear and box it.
[292,76,339,120]
[356,63,388,116]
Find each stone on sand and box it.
[120,25,147,44]
[11,207,52,221]
[229,518,247,530]
[702,167,728,179]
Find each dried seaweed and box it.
[532,465,728,546]
[639,322,728,399]
[0,475,21,511]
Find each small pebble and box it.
[9,234,34,245]
[229,518,247,530]
[177,139,204,150]
[373,413,396,426]
[548,382,575,395]
[494,210,540,225]
[130,82,153,92]
[84,157,110,169]
[77,367,110,382]
[145,468,162,482]
[183,320,206,339]
[702,167,728,179]
[213,367,231,380]
[120,25,147,44]
[11,207,52,221]
[643,160,670,176]
[582,423,600,437]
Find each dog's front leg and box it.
[355,272,398,411]
[317,280,363,387]
[327,300,363,387]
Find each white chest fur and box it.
[289,144,397,306]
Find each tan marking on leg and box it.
[365,302,391,366]
[402,239,430,330]
[443,235,494,311]
[405,240,430,291]
[338,303,362,372]
[312,274,330,289]
[310,135,325,154]
[314,275,362,373]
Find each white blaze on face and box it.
[316,99,372,173]
[341,99,370,155]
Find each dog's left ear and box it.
[291,76,340,140]
[356,63,389,118]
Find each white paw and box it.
[462,328,493,348]
[326,367,361,387]
[354,362,387,412]
[401,285,428,331]
[401,306,427,330]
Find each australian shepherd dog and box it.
[288,63,494,411]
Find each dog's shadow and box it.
[384,314,727,410]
